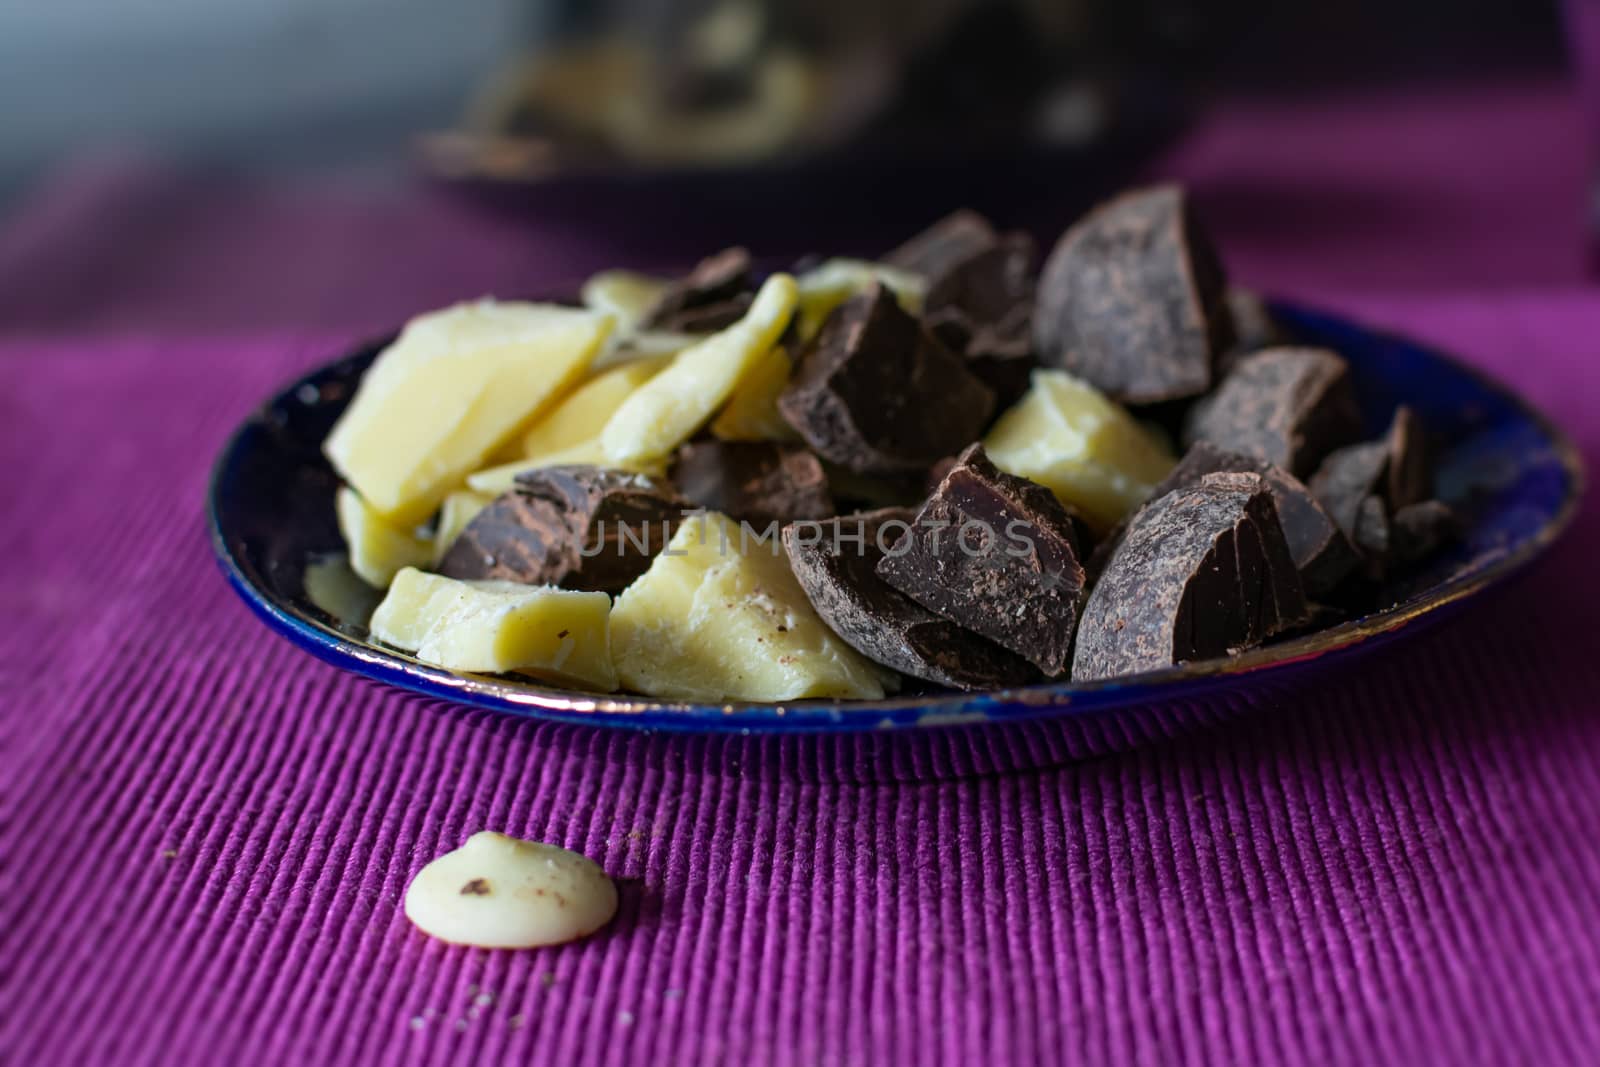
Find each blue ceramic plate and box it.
[208,304,1582,734]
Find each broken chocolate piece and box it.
[1353,495,1390,558]
[882,209,999,279]
[1383,406,1430,512]
[650,292,754,334]
[923,232,1036,324]
[1390,500,1460,565]
[1073,471,1308,681]
[1090,441,1358,596]
[1183,346,1361,477]
[671,442,834,527]
[1224,287,1284,354]
[1308,405,1430,537]
[876,444,1085,675]
[923,235,1038,405]
[1033,185,1232,403]
[641,247,753,331]
[785,509,1038,690]
[438,466,687,594]
[778,284,996,475]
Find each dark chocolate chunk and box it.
[671,442,834,527]
[650,292,753,334]
[1224,287,1285,354]
[1390,500,1460,565]
[1353,495,1390,558]
[1090,441,1358,596]
[1383,406,1430,512]
[923,232,1036,325]
[1033,185,1232,404]
[890,213,1039,406]
[1308,405,1430,537]
[784,509,1039,691]
[438,466,687,593]
[1073,471,1308,681]
[876,444,1085,675]
[778,284,996,475]
[824,463,930,512]
[1308,440,1385,537]
[882,209,999,278]
[1183,346,1361,477]
[928,307,1031,403]
[641,247,753,331]
[926,279,1037,406]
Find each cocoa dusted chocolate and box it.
[1073,472,1309,681]
[672,441,834,527]
[1033,185,1232,404]
[1183,346,1362,478]
[1308,405,1429,537]
[876,444,1086,676]
[438,466,687,594]
[778,283,996,475]
[784,509,1039,690]
[1091,441,1358,596]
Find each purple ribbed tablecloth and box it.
[5,82,1599,1066]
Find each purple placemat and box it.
[5,81,1600,1066]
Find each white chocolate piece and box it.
[601,274,798,466]
[324,299,612,526]
[370,568,617,691]
[793,258,924,342]
[709,344,800,442]
[580,269,668,334]
[983,369,1176,532]
[609,512,891,702]
[336,487,432,588]
[519,357,667,460]
[404,832,618,949]
[431,489,493,566]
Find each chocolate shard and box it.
[1183,346,1362,478]
[923,231,1036,324]
[1390,500,1460,565]
[1073,471,1308,681]
[1033,185,1232,404]
[438,466,688,594]
[1382,406,1430,512]
[1308,405,1430,537]
[641,247,753,331]
[923,239,1039,406]
[1224,287,1285,353]
[784,509,1039,691]
[671,442,834,527]
[882,209,999,278]
[1089,441,1358,596]
[1353,495,1390,558]
[778,283,996,475]
[650,292,754,334]
[875,444,1086,675]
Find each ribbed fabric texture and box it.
[5,80,1600,1062]
[3,300,1597,1066]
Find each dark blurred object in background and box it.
[0,0,1566,200]
[419,0,1244,180]
[1563,0,1600,234]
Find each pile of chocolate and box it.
[440,185,1458,693]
